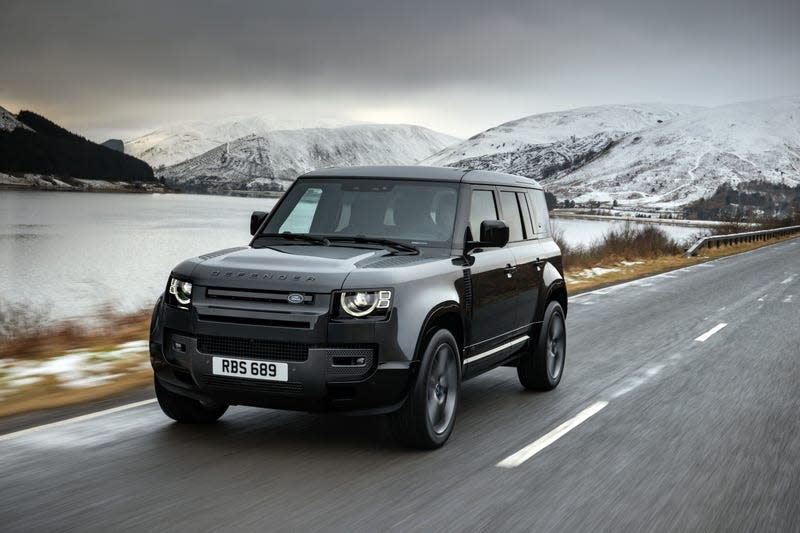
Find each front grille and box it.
[206,287,314,305]
[200,375,304,396]
[197,335,309,362]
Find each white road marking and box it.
[784,295,793,303]
[496,402,608,468]
[695,323,728,342]
[781,276,795,284]
[0,399,156,442]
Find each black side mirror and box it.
[466,220,509,252]
[250,211,269,235]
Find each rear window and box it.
[499,191,524,242]
[527,190,551,237]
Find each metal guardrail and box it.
[684,224,800,257]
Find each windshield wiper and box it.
[324,236,419,255]
[254,232,330,246]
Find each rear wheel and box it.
[390,329,461,449]
[155,377,228,424]
[517,301,566,391]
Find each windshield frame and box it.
[253,177,461,249]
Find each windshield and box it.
[260,179,459,247]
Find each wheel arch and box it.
[413,302,464,365]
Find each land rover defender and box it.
[149,166,567,448]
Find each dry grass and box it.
[0,307,152,361]
[566,232,799,293]
[0,361,151,418]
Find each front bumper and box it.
[150,296,413,413]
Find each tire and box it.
[390,329,461,449]
[154,377,228,424]
[517,301,566,391]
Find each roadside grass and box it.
[0,226,797,419]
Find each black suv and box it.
[150,166,567,448]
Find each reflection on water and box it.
[1,191,277,320]
[550,217,707,248]
[1,191,707,321]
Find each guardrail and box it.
[684,224,800,257]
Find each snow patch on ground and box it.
[0,340,149,395]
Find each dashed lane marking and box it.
[695,323,728,342]
[496,402,608,468]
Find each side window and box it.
[499,191,524,242]
[468,190,498,241]
[527,190,551,237]
[517,192,534,239]
[279,187,322,233]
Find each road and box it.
[1,238,799,532]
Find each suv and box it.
[149,166,567,448]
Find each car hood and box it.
[174,244,424,292]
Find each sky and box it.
[1,0,799,141]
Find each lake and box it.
[0,191,707,321]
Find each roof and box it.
[301,165,542,189]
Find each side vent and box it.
[462,269,473,315]
[199,247,247,260]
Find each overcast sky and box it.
[1,0,799,141]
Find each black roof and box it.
[301,165,542,189]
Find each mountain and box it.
[0,106,153,181]
[548,98,800,207]
[423,103,700,169]
[126,116,357,168]
[163,124,460,193]
[0,106,33,132]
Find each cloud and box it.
[1,0,798,139]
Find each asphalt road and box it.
[1,239,799,532]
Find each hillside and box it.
[0,107,154,181]
[549,98,800,207]
[126,116,357,168]
[423,103,700,168]
[163,124,460,193]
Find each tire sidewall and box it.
[538,301,566,388]
[414,329,461,447]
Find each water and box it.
[1,191,277,320]
[1,191,707,321]
[551,217,707,248]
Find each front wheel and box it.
[155,377,228,424]
[390,329,461,449]
[518,301,566,391]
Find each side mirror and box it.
[250,211,268,236]
[466,220,509,252]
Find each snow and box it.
[125,115,362,168]
[423,103,700,166]
[0,340,149,393]
[551,97,800,207]
[0,105,34,132]
[422,97,800,208]
[163,124,460,192]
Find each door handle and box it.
[504,264,517,278]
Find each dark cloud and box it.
[1,0,799,139]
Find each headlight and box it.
[339,290,392,318]
[168,277,193,307]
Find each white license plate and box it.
[212,357,288,382]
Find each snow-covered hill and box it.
[0,106,33,132]
[163,124,460,193]
[549,98,800,207]
[125,116,356,168]
[423,103,700,167]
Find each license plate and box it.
[212,357,288,382]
